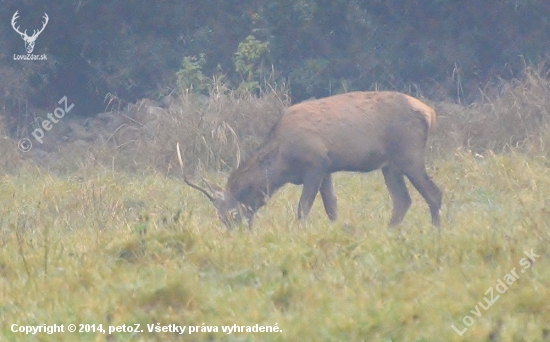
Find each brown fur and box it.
[188,91,442,229]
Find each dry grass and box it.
[431,65,550,159]
[4,84,287,177]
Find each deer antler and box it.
[11,11,49,38]
[176,143,215,202]
[30,13,49,39]
[11,11,24,36]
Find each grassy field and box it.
[0,150,549,341]
[2,68,550,341]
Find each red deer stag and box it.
[179,91,442,229]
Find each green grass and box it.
[1,152,549,341]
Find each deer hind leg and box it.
[382,165,412,228]
[404,165,443,229]
[297,170,326,220]
[320,173,337,221]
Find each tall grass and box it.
[3,81,288,176]
[431,65,550,158]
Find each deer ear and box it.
[202,178,225,200]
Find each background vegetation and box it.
[2,1,550,122]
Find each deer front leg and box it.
[297,170,326,220]
[320,173,337,221]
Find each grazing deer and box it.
[179,91,442,229]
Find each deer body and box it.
[184,91,442,228]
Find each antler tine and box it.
[11,10,19,23]
[41,13,49,28]
[184,175,215,202]
[11,11,23,35]
[31,13,49,38]
[176,142,215,202]
[201,178,217,194]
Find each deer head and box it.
[177,143,253,228]
[186,177,254,227]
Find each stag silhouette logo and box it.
[11,11,49,54]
